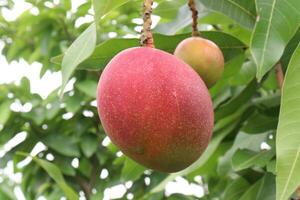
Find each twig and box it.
[297,187,300,200]
[59,18,74,42]
[89,155,100,189]
[140,0,154,47]
[75,175,91,199]
[188,0,200,36]
[275,63,284,92]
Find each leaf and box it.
[43,133,80,157]
[281,27,300,69]
[65,95,82,113]
[229,60,256,86]
[80,135,99,158]
[214,80,257,121]
[76,80,98,98]
[250,0,300,80]
[267,160,276,174]
[276,43,300,200]
[232,149,274,171]
[34,158,78,200]
[121,157,145,182]
[167,194,194,200]
[0,183,15,200]
[0,101,11,128]
[51,32,246,71]
[223,177,250,200]
[256,173,276,200]
[61,23,96,96]
[201,0,256,29]
[210,53,245,98]
[93,0,131,22]
[218,132,269,175]
[239,179,262,200]
[242,112,278,134]
[153,0,186,19]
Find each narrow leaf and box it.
[34,158,78,200]
[52,32,246,71]
[0,101,11,129]
[250,0,300,80]
[93,0,131,22]
[121,157,145,182]
[276,43,300,200]
[232,149,274,171]
[201,0,256,29]
[223,177,250,200]
[61,23,96,96]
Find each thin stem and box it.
[75,175,91,199]
[275,63,284,92]
[141,0,154,47]
[188,0,200,37]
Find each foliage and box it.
[0,0,300,199]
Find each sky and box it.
[0,0,205,199]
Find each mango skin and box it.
[97,47,214,173]
[174,37,224,88]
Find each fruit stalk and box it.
[188,0,200,37]
[141,0,154,47]
[275,63,284,92]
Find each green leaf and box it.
[201,0,256,29]
[65,95,82,113]
[229,60,256,86]
[232,149,274,171]
[281,27,300,69]
[276,43,300,200]
[223,177,250,200]
[153,0,186,19]
[256,173,276,200]
[242,112,278,134]
[215,80,257,121]
[34,158,78,200]
[218,132,269,175]
[267,160,276,174]
[76,80,98,98]
[78,157,92,178]
[61,23,96,96]
[0,101,11,128]
[93,0,131,22]
[52,32,246,71]
[239,179,262,200]
[43,133,80,157]
[0,183,15,200]
[167,194,194,200]
[80,135,99,158]
[121,157,145,182]
[250,0,300,80]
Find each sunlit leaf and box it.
[34,158,78,200]
[250,0,300,80]
[61,23,96,96]
[121,157,145,182]
[201,0,256,29]
[93,0,132,22]
[232,149,274,171]
[276,43,300,200]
